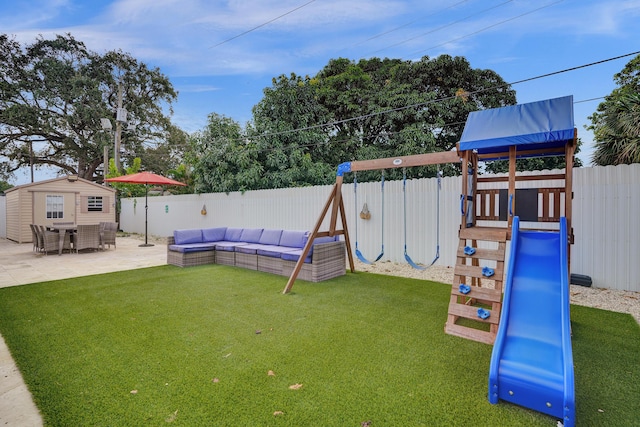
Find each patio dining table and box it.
[49,224,77,255]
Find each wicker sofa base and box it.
[236,252,258,270]
[257,255,284,275]
[216,251,236,266]
[281,242,347,282]
[167,248,215,267]
[167,236,346,282]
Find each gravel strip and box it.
[354,261,640,325]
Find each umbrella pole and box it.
[139,183,154,247]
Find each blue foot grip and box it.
[459,284,471,294]
[482,266,494,277]
[477,308,490,319]
[463,246,476,256]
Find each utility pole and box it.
[103,145,109,184]
[29,141,34,183]
[101,82,129,174]
[114,83,124,171]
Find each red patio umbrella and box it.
[105,171,186,247]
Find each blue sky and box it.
[3,0,640,184]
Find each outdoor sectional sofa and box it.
[167,227,346,282]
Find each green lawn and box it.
[0,265,638,426]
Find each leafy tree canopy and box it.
[0,180,12,193]
[588,54,640,165]
[0,33,180,182]
[193,55,517,192]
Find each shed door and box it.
[33,192,76,225]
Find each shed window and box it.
[87,196,103,212]
[46,195,64,219]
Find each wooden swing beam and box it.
[283,150,461,294]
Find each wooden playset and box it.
[283,96,576,346]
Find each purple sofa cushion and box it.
[281,249,312,264]
[278,230,309,248]
[235,243,277,255]
[240,228,263,244]
[174,229,203,245]
[279,236,338,263]
[258,229,283,246]
[257,246,299,258]
[169,243,216,253]
[215,241,248,252]
[313,235,338,244]
[224,227,244,242]
[202,227,227,242]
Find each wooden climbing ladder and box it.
[445,226,508,345]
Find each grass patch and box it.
[0,265,638,426]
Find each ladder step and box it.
[444,323,496,345]
[446,229,508,345]
[454,264,504,281]
[449,284,502,302]
[456,246,505,261]
[459,227,508,242]
[447,301,500,325]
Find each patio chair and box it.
[74,224,101,253]
[30,224,40,252]
[99,221,118,250]
[38,225,72,255]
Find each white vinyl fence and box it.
[118,164,640,292]
[0,195,6,238]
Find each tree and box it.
[248,73,335,188]
[190,113,263,193]
[588,54,640,165]
[279,55,516,182]
[0,33,179,182]
[194,55,516,191]
[0,180,12,193]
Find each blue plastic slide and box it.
[488,217,575,427]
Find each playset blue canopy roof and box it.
[459,95,575,160]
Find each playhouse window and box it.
[46,195,64,219]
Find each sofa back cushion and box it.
[202,227,227,242]
[279,230,309,248]
[224,227,244,242]
[174,229,203,245]
[259,229,283,246]
[313,235,339,245]
[240,228,263,243]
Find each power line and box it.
[131,93,610,161]
[210,0,317,49]
[353,0,470,47]
[134,52,638,159]
[250,50,640,139]
[409,0,565,56]
[369,0,514,55]
[574,96,605,104]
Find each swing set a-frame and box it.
[282,150,461,294]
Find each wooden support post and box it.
[329,175,343,236]
[508,146,517,229]
[565,129,576,244]
[339,194,355,273]
[283,183,339,294]
[461,150,469,230]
